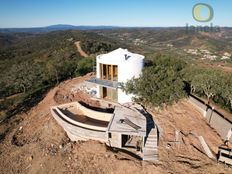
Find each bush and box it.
[184,66,232,112]
[124,55,187,106]
[75,57,94,76]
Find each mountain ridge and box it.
[0,24,123,33]
[4,24,232,33]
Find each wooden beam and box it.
[102,64,104,79]
[111,64,113,81]
[106,64,108,80]
[114,65,118,81]
[100,63,102,79]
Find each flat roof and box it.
[107,106,147,136]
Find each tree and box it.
[5,62,43,93]
[191,69,223,104]
[183,66,202,93]
[221,75,232,110]
[124,55,187,106]
[45,62,59,85]
[75,57,94,76]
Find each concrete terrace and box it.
[51,101,159,161]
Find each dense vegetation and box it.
[81,40,119,55]
[124,54,232,113]
[184,67,232,112]
[124,55,187,106]
[75,57,95,76]
[94,28,232,54]
[1,28,232,122]
[0,30,119,121]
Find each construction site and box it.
[0,72,231,173]
[50,48,159,161]
[50,48,232,162]
[0,48,232,174]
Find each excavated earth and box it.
[0,73,231,174]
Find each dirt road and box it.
[75,41,88,57]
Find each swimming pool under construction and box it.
[51,101,159,161]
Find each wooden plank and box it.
[111,64,113,81]
[100,63,103,79]
[115,65,118,81]
[106,64,108,80]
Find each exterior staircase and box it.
[143,127,158,161]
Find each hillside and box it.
[93,28,232,50]
[0,30,123,122]
[0,28,232,173]
[94,28,232,63]
[1,28,232,126]
[0,74,231,174]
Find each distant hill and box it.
[1,26,232,54]
[92,27,232,54]
[0,24,122,33]
[0,29,124,121]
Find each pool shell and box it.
[51,102,114,140]
[50,101,158,161]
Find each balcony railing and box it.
[87,78,122,89]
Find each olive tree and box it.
[222,75,232,110]
[191,69,223,104]
[124,56,187,106]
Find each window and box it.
[100,64,118,81]
[101,87,118,101]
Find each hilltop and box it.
[0,73,231,173]
[0,28,232,173]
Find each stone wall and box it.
[189,96,207,116]
[189,95,232,142]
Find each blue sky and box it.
[0,0,231,28]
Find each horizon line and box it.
[1,24,232,29]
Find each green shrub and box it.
[75,57,94,76]
[124,55,187,106]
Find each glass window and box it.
[100,64,118,81]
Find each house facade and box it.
[89,48,144,103]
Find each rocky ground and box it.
[0,73,231,174]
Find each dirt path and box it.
[74,41,88,57]
[0,93,22,102]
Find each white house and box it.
[88,48,144,103]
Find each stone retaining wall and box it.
[189,95,232,142]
